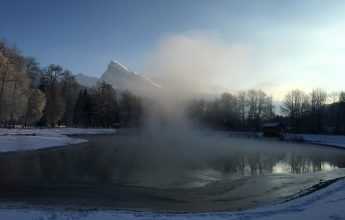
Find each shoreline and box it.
[281,176,345,203]
[0,128,116,154]
[229,131,345,150]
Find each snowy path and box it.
[0,128,115,153]
[0,178,344,219]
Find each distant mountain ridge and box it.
[75,59,231,97]
[74,73,98,88]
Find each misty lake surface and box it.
[1,131,345,212]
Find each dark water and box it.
[0,132,345,211]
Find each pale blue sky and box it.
[1,0,345,97]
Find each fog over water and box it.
[1,134,344,187]
[1,133,345,211]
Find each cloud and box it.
[141,31,253,91]
[140,30,317,100]
[140,22,345,102]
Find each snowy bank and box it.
[281,133,345,149]
[0,178,344,220]
[0,128,116,153]
[228,131,345,149]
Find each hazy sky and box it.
[1,0,345,98]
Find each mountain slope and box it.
[99,60,160,94]
[75,73,98,88]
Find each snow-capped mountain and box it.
[99,60,161,94]
[75,59,232,97]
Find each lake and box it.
[0,131,344,212]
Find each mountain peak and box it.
[108,59,136,75]
[99,59,161,93]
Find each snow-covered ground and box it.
[228,131,345,149]
[281,133,345,149]
[0,177,344,220]
[0,128,115,153]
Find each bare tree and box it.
[23,89,46,127]
[246,89,270,130]
[310,88,327,132]
[326,91,339,133]
[237,91,246,130]
[60,70,79,126]
[263,96,275,121]
[24,57,41,88]
[218,92,238,130]
[42,64,66,127]
[0,40,29,127]
[0,40,18,123]
[7,61,29,127]
[246,89,258,130]
[337,91,345,133]
[280,89,310,131]
[256,90,267,124]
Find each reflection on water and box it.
[0,134,345,188]
[273,161,336,174]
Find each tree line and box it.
[2,39,345,134]
[187,88,345,134]
[280,89,345,134]
[187,90,276,131]
[0,40,143,128]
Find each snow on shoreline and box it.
[281,133,345,149]
[0,128,116,153]
[228,131,345,149]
